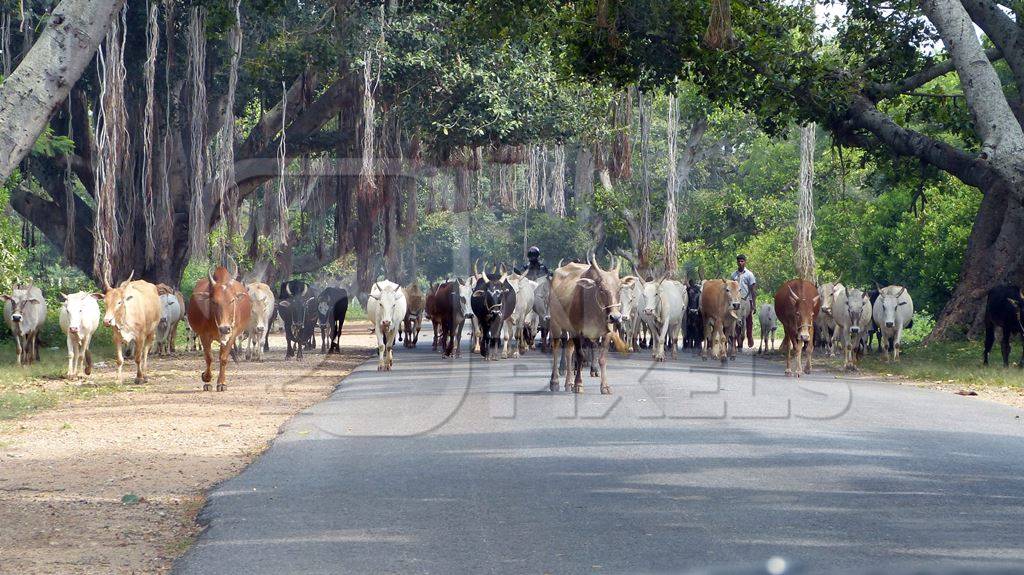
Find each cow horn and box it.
[500,263,507,275]
[208,266,217,285]
[789,285,800,301]
[285,283,292,297]
[482,264,492,283]
[473,259,480,277]
[896,286,906,298]
[301,284,308,297]
[874,281,882,292]
[591,252,605,273]
[119,270,135,289]
[611,253,621,275]
[558,258,565,269]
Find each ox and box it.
[278,281,318,359]
[683,281,703,351]
[774,279,821,377]
[503,274,536,358]
[865,287,883,353]
[400,284,424,349]
[155,290,185,357]
[424,283,442,352]
[244,283,275,362]
[640,277,686,361]
[700,279,742,363]
[59,291,100,378]
[547,255,624,394]
[2,282,46,366]
[187,263,252,391]
[813,282,844,357]
[317,287,349,354]
[470,266,516,360]
[456,279,476,350]
[833,286,872,370]
[872,285,914,362]
[757,303,778,354]
[984,285,1024,368]
[103,274,162,385]
[367,280,407,370]
[617,276,646,352]
[431,280,467,358]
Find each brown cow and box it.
[100,274,162,385]
[187,260,253,391]
[699,279,743,364]
[547,255,625,394]
[401,283,426,348]
[424,283,441,351]
[774,279,821,377]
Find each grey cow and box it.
[2,283,47,366]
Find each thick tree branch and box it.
[960,0,1024,98]
[869,46,1003,100]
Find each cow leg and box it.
[573,338,585,393]
[549,336,561,391]
[376,329,387,371]
[563,338,575,392]
[114,338,126,385]
[133,339,146,385]
[83,334,93,376]
[999,327,1012,368]
[66,334,77,379]
[217,340,231,391]
[599,339,611,394]
[983,319,995,365]
[501,320,511,359]
[201,338,214,390]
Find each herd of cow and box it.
[2,256,1024,393]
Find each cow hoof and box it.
[549,381,559,392]
[701,356,707,362]
[655,356,665,363]
[600,386,612,395]
[377,365,384,371]
[201,371,212,383]
[513,352,520,359]
[573,384,583,394]
[203,384,212,391]
[217,384,226,392]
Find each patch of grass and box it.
[824,339,1024,388]
[0,389,58,420]
[346,299,367,321]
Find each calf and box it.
[278,281,318,359]
[757,303,777,354]
[2,283,47,366]
[833,286,872,370]
[103,275,162,385]
[244,282,275,362]
[367,280,407,370]
[400,283,425,348]
[503,274,536,358]
[774,279,821,377]
[188,263,252,391]
[155,292,185,357]
[59,291,101,378]
[872,285,914,362]
[984,285,1024,368]
[317,287,349,354]
[641,278,686,361]
[683,282,703,351]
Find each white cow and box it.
[531,275,552,352]
[457,279,476,349]
[618,276,646,352]
[245,283,275,362]
[640,278,687,362]
[367,280,408,371]
[815,282,845,357]
[155,293,185,357]
[757,303,777,354]
[873,285,914,362]
[2,283,47,366]
[59,291,101,378]
[503,274,537,358]
[833,286,873,370]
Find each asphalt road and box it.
[174,340,1024,575]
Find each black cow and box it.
[278,281,318,359]
[683,281,703,350]
[316,287,349,354]
[470,270,516,360]
[865,287,882,352]
[431,280,467,358]
[984,285,1024,368]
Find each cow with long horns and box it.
[278,280,318,359]
[187,259,252,391]
[547,254,625,394]
[470,263,516,360]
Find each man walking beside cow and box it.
[731,255,757,351]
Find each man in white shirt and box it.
[730,254,757,348]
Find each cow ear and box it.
[91,292,104,300]
[278,300,291,308]
[60,292,69,301]
[0,294,12,302]
[578,278,596,290]
[812,295,820,304]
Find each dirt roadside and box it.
[0,322,375,575]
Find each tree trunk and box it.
[793,123,816,283]
[664,94,679,277]
[0,0,127,184]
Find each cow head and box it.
[101,273,139,334]
[2,285,41,326]
[686,283,702,316]
[842,288,870,336]
[201,265,248,344]
[582,253,623,326]
[723,279,743,314]
[157,295,177,335]
[786,284,820,342]
[368,283,403,334]
[278,287,314,340]
[878,286,908,328]
[617,278,641,325]
[61,291,100,335]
